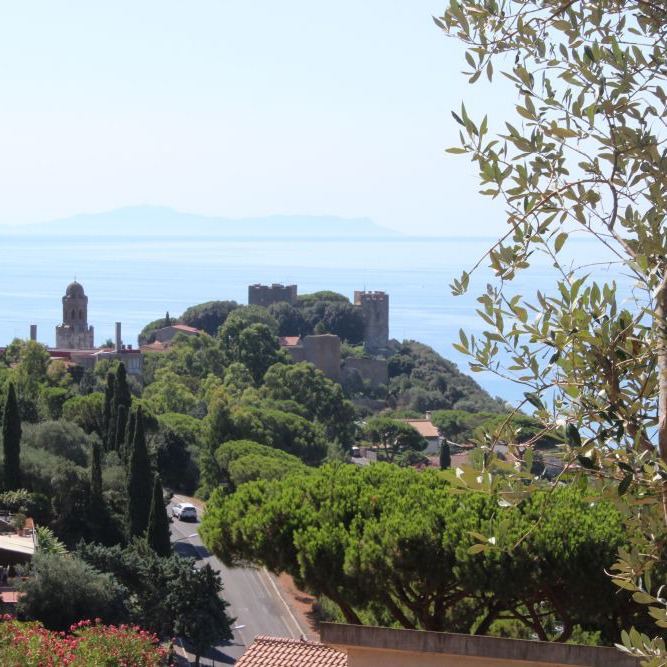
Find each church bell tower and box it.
[55,281,95,349]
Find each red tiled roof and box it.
[171,324,201,334]
[236,636,347,667]
[279,336,301,347]
[141,341,172,352]
[403,420,440,438]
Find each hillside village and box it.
[0,276,653,665]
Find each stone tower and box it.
[248,283,298,307]
[354,290,389,354]
[55,281,94,349]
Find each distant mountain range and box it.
[0,206,401,238]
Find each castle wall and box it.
[342,357,388,387]
[302,334,341,381]
[248,283,297,307]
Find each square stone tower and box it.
[248,283,297,307]
[354,290,389,354]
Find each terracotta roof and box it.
[279,336,301,347]
[0,590,18,604]
[171,324,201,334]
[236,636,347,667]
[141,341,172,352]
[403,420,440,438]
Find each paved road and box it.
[170,501,304,665]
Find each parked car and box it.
[172,503,197,521]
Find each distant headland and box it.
[0,206,402,238]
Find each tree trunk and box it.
[655,273,667,524]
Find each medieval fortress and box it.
[248,283,389,355]
[13,281,390,386]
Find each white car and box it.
[172,502,197,522]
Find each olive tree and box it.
[436,0,667,659]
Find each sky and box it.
[0,1,515,236]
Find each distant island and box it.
[0,205,401,238]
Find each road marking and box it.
[256,567,305,638]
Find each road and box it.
[170,501,305,665]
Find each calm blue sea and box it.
[0,235,621,405]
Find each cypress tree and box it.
[114,363,131,413]
[114,403,128,454]
[147,474,172,557]
[110,363,131,454]
[439,440,451,471]
[91,439,103,501]
[2,383,21,491]
[126,407,153,539]
[123,409,136,466]
[103,372,115,451]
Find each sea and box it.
[0,234,623,405]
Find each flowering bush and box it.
[0,615,170,665]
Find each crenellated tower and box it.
[354,290,389,354]
[248,283,297,307]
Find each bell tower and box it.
[55,281,95,349]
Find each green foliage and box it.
[436,0,667,656]
[35,525,67,555]
[362,416,427,463]
[180,299,239,336]
[296,291,349,307]
[110,364,131,454]
[17,553,126,631]
[310,301,365,343]
[143,368,199,416]
[215,440,306,491]
[231,405,328,465]
[36,385,69,421]
[170,563,234,664]
[219,305,279,338]
[0,489,48,522]
[126,408,153,540]
[262,362,356,448]
[431,410,497,444]
[2,382,22,491]
[472,414,562,450]
[201,464,645,641]
[62,392,105,437]
[268,301,309,337]
[146,475,171,558]
[157,412,202,447]
[388,341,505,413]
[439,441,451,470]
[137,314,179,345]
[77,540,234,644]
[22,420,94,467]
[90,439,103,502]
[151,426,198,494]
[237,323,281,384]
[144,333,226,390]
[103,372,114,450]
[0,618,169,666]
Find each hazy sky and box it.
[0,1,514,235]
